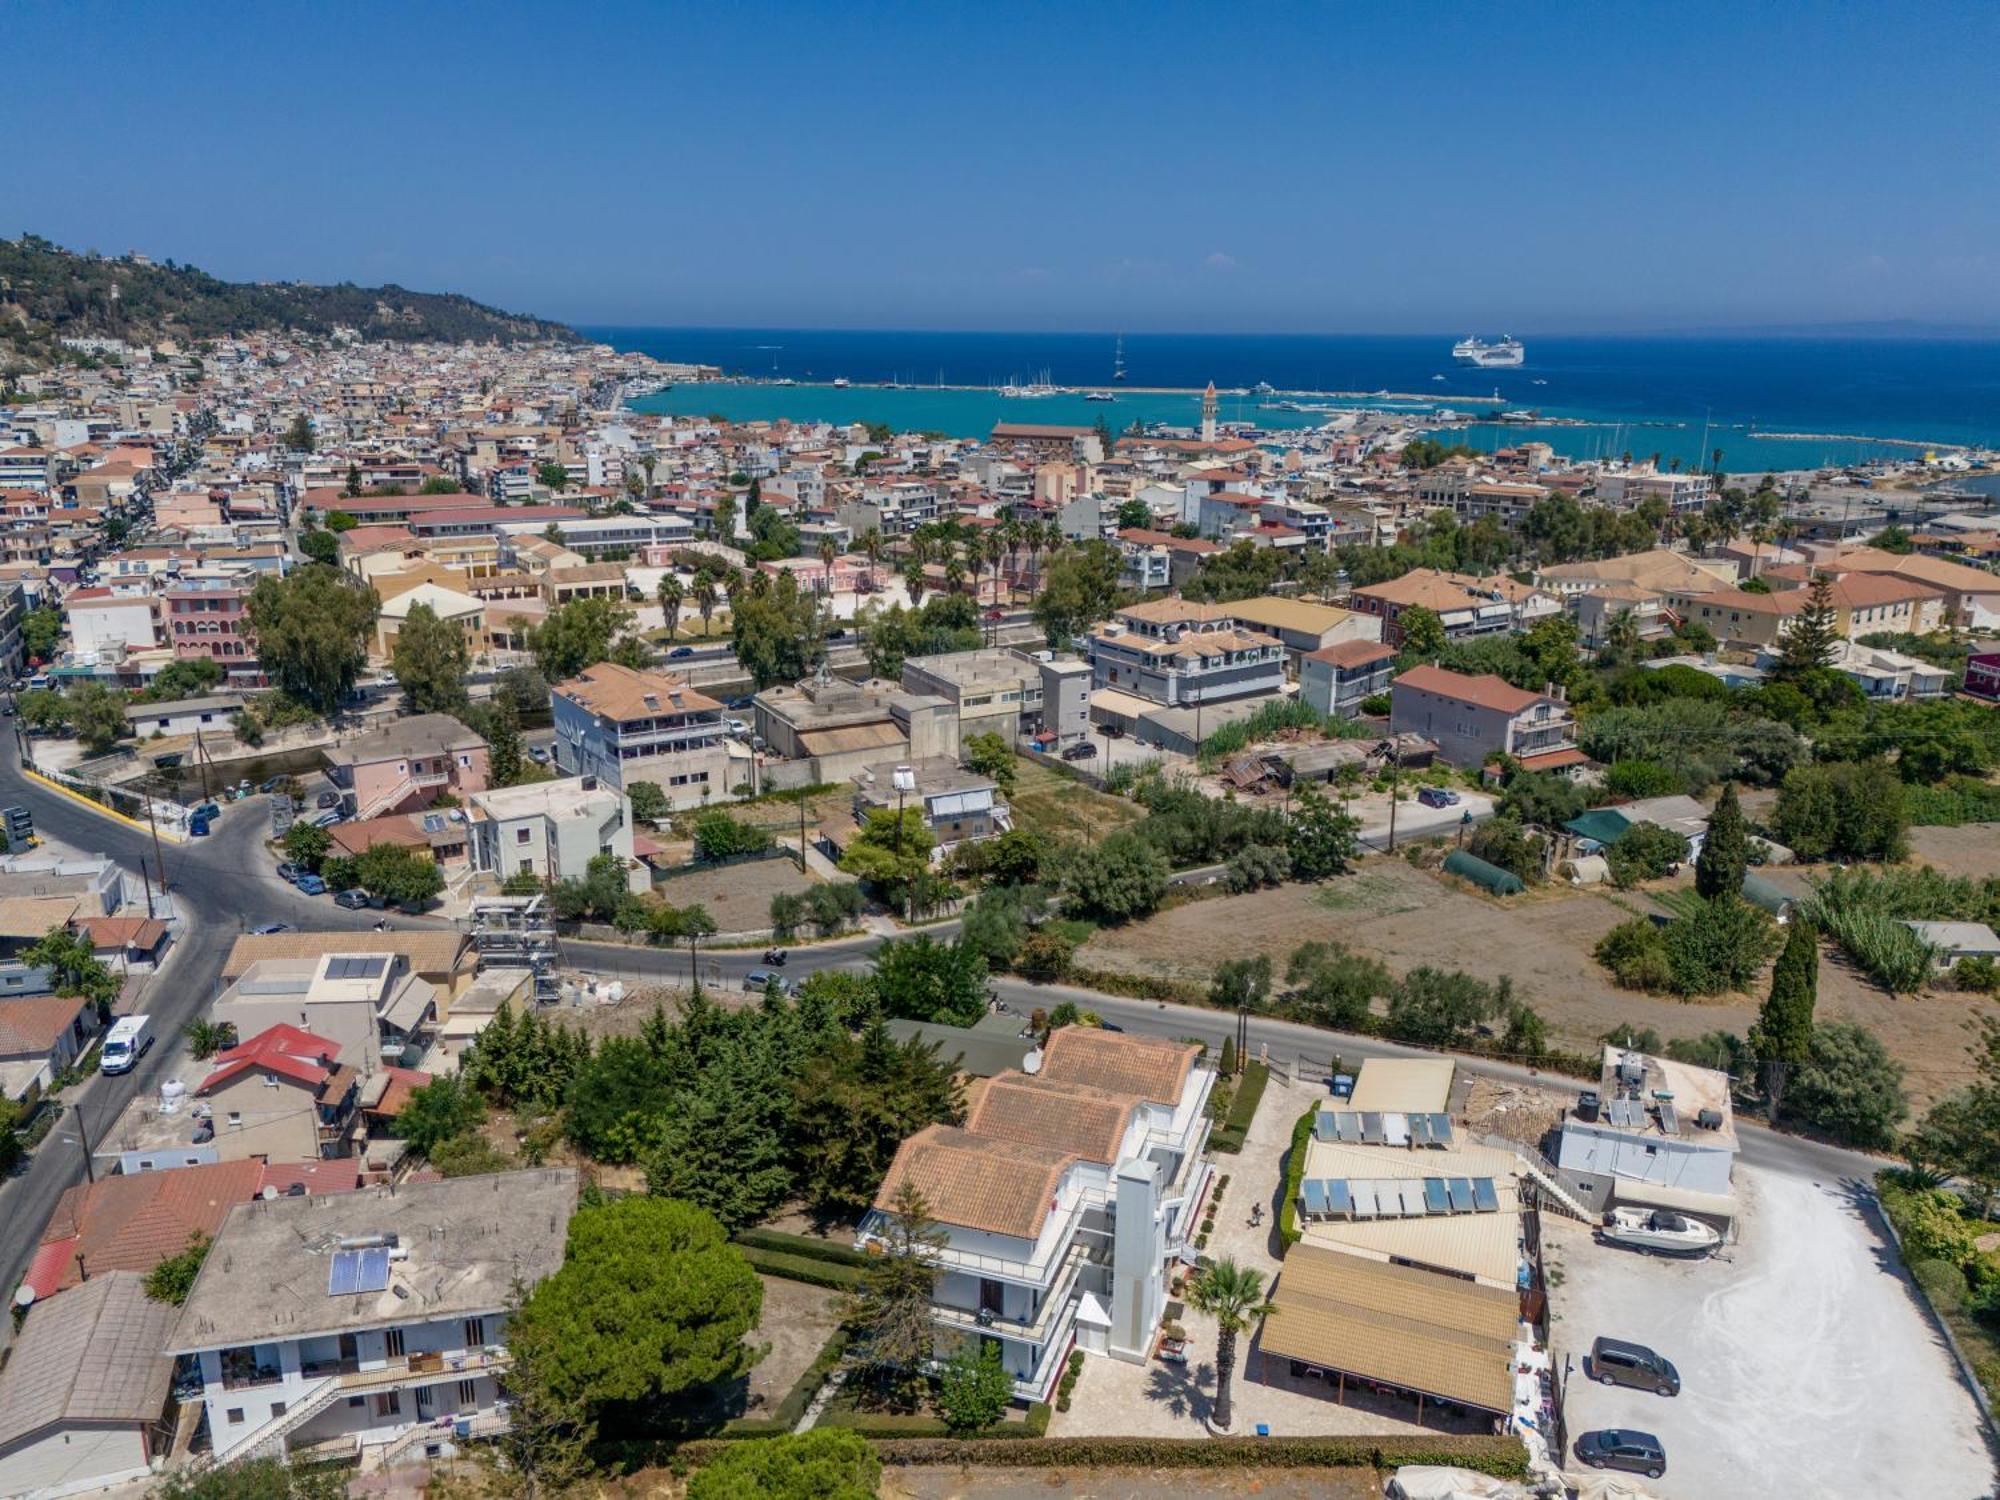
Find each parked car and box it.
[744,969,793,996]
[1589,1337,1680,1396]
[528,746,550,764]
[250,922,293,936]
[294,873,328,896]
[335,889,371,909]
[1061,741,1098,761]
[1417,786,1461,808]
[259,776,286,794]
[275,862,305,884]
[193,802,222,822]
[1100,723,1125,739]
[668,645,696,659]
[188,813,211,837]
[316,791,340,809]
[1574,1430,1665,1479]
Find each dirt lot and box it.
[1011,756,1147,842]
[1077,855,1997,1108]
[1910,822,2000,880]
[650,854,826,932]
[742,1275,842,1415]
[1546,1168,1994,1500]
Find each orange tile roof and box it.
[1393,664,1549,715]
[873,1124,1075,1238]
[1038,1026,1198,1107]
[554,660,721,721]
[964,1072,1137,1164]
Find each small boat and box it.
[831,377,850,388]
[1600,1207,1721,1258]
[1083,391,1115,402]
[1432,374,1446,381]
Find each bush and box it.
[1784,1021,1909,1149]
[688,1427,880,1500]
[1279,1106,1317,1248]
[1605,759,1687,799]
[694,812,775,861]
[712,1434,1530,1476]
[1660,895,1779,995]
[1055,1349,1085,1412]
[731,1228,870,1267]
[1906,775,2000,828]
[1595,918,1676,992]
[1773,759,1909,862]
[1605,822,1690,888]
[735,1246,865,1290]
[1880,1181,1979,1266]
[1209,1060,1270,1154]
[1913,1257,1971,1310]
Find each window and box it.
[384,1328,406,1359]
[515,827,532,845]
[518,859,534,875]
[226,1111,242,1127]
[270,1401,288,1417]
[373,1391,401,1419]
[464,1316,486,1346]
[226,1409,244,1426]
[458,1379,478,1410]
[347,1396,366,1409]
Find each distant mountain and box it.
[0,234,580,367]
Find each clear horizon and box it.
[10,1,1999,334]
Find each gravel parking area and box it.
[1545,1166,1995,1500]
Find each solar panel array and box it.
[1314,1109,1454,1147]
[326,955,389,981]
[1604,1097,1646,1129]
[1297,1175,1500,1222]
[326,1245,393,1296]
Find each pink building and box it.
[163,568,258,684]
[323,714,491,821]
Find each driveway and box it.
[1545,1167,1995,1500]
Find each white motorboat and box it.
[1600,1206,1721,1257]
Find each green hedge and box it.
[1068,965,1207,1005]
[861,1434,1527,1474]
[1210,1060,1270,1154]
[737,1246,865,1290]
[1278,1104,1317,1248]
[719,1329,850,1436]
[815,1401,1051,1440]
[733,1227,871,1267]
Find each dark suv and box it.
[1589,1336,1680,1396]
[1575,1429,1665,1479]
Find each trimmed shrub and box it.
[1278,1105,1317,1248]
[732,1228,871,1267]
[735,1246,865,1290]
[1913,1258,1970,1311]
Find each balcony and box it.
[931,1243,1098,1346]
[335,1348,509,1395]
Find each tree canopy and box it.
[246,568,380,713]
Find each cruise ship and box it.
[1451,336,1526,368]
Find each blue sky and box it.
[9,1,1998,333]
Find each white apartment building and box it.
[170,1170,577,1469]
[1594,470,1711,514]
[861,1028,1215,1402]
[63,586,159,659]
[467,775,646,890]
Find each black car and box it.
[317,791,341,809]
[1589,1336,1680,1396]
[1575,1430,1665,1479]
[669,645,696,659]
[1061,741,1098,761]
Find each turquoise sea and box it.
[595,327,2000,474]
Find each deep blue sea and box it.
[587,327,2000,473]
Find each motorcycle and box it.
[762,948,788,966]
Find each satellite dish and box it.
[261,1186,279,1200]
[13,1284,35,1308]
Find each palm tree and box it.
[818,536,838,598]
[1187,1257,1272,1434]
[903,559,929,609]
[657,574,685,640]
[999,521,1023,598]
[693,578,718,637]
[943,555,967,596]
[1024,525,1046,592]
[962,535,987,601]
[639,453,658,501]
[861,530,884,591]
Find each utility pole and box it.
[143,795,167,920]
[74,1100,96,1184]
[1385,742,1402,853]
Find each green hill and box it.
[0,234,579,368]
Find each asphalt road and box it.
[0,740,1885,1310]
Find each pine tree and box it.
[1774,571,1840,680]
[1751,919,1818,1125]
[850,1181,947,1409]
[1695,782,1749,901]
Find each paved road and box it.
[0,742,1883,1309]
[0,749,388,1308]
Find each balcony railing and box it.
[931,1243,1096,1346]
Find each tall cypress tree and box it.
[1775,571,1840,680]
[1751,919,1817,1124]
[1695,782,1749,901]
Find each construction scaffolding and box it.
[465,895,562,1005]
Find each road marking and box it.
[21,767,187,842]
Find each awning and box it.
[379,977,438,1036]
[1515,746,1590,773]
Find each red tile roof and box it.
[1394,664,1549,715]
[198,1023,342,1094]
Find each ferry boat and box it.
[1451,336,1526,368]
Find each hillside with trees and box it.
[1,234,578,367]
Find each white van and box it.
[100,1015,153,1075]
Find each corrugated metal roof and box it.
[1261,1246,1517,1414]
